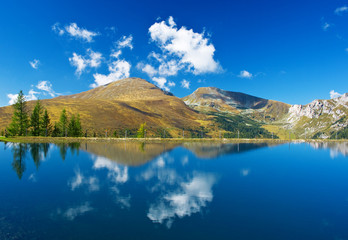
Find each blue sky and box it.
[0,0,347,106]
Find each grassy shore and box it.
[0,136,346,144]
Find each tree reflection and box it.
[57,144,68,161]
[30,143,43,170]
[11,143,28,179]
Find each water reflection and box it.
[4,141,348,229]
[183,142,279,159]
[11,143,28,179]
[309,141,348,158]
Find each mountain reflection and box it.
[309,142,348,158]
[183,142,280,159]
[80,142,180,166]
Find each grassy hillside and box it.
[0,78,210,137]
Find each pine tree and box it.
[137,122,147,138]
[41,109,53,136]
[52,122,61,137]
[68,114,83,137]
[75,114,82,137]
[30,100,43,136]
[68,114,76,137]
[59,109,68,137]
[7,91,29,136]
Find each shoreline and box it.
[0,136,346,144]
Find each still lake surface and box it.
[0,141,348,240]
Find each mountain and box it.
[286,93,348,139]
[182,87,348,139]
[0,78,208,136]
[182,87,290,121]
[0,78,346,139]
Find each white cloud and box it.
[36,81,57,97]
[65,23,99,42]
[335,6,348,15]
[52,22,64,35]
[148,16,220,75]
[7,90,38,105]
[91,59,131,88]
[7,94,18,105]
[69,49,102,76]
[7,81,59,105]
[147,173,216,228]
[168,81,176,87]
[330,90,342,99]
[138,63,157,77]
[152,77,168,90]
[116,35,133,49]
[238,70,253,79]
[52,22,99,42]
[29,59,40,69]
[110,50,122,59]
[26,89,39,101]
[181,79,190,89]
[322,22,331,31]
[69,53,87,75]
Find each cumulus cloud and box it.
[335,6,348,15]
[138,63,157,77]
[238,70,253,79]
[7,81,58,105]
[152,77,168,90]
[29,59,40,69]
[91,59,131,88]
[147,173,216,228]
[65,23,99,42]
[36,81,58,97]
[149,17,220,75]
[116,35,133,49]
[52,22,99,42]
[69,49,102,76]
[330,90,342,99]
[52,22,65,35]
[181,79,190,89]
[7,90,38,105]
[7,93,19,105]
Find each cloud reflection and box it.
[147,173,216,228]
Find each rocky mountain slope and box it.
[182,87,347,139]
[285,93,348,138]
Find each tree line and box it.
[4,91,82,137]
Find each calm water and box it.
[0,141,348,240]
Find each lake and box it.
[0,141,348,240]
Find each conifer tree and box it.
[30,100,43,136]
[137,122,147,138]
[59,109,68,137]
[7,91,29,136]
[41,109,53,136]
[68,114,83,137]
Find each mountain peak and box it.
[59,77,173,101]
